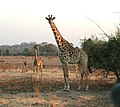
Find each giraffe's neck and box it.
[35,50,38,60]
[49,21,64,47]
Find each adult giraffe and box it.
[46,15,90,91]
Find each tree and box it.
[0,49,3,56]
[82,27,120,81]
[40,43,58,56]
[5,49,10,55]
[22,48,31,56]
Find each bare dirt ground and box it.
[0,56,117,107]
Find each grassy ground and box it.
[0,56,116,107]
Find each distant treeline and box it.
[0,42,58,56]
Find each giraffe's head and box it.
[34,45,39,51]
[45,15,55,24]
[34,45,39,56]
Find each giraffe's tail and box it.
[43,64,45,68]
[88,65,92,73]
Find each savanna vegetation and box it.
[81,27,120,81]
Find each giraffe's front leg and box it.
[39,68,43,81]
[63,75,70,91]
[35,67,40,80]
[63,63,70,91]
[32,66,36,80]
[65,76,70,91]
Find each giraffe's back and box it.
[59,45,88,64]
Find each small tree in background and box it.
[0,49,3,56]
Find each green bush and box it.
[82,27,120,81]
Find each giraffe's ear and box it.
[45,17,49,20]
[52,17,55,20]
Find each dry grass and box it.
[0,56,116,107]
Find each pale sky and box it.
[0,0,120,46]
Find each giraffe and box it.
[22,57,27,72]
[46,15,90,91]
[33,45,43,81]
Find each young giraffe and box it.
[46,15,90,91]
[33,45,43,80]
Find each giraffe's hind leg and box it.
[38,67,43,81]
[83,63,89,91]
[83,67,89,90]
[78,64,83,90]
[78,62,89,91]
[32,66,40,81]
